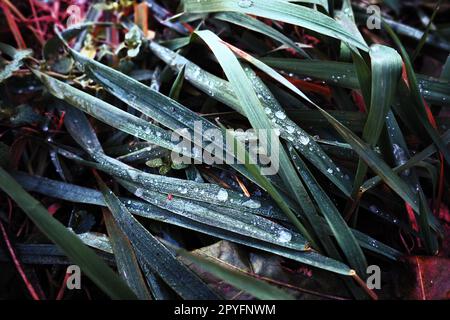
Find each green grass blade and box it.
[352,45,402,197]
[169,64,185,100]
[32,70,189,157]
[120,179,308,251]
[313,107,421,214]
[383,21,450,166]
[260,58,450,107]
[288,146,367,276]
[103,210,152,300]
[0,42,32,83]
[194,30,321,244]
[361,130,450,192]
[212,12,310,58]
[182,0,369,51]
[383,112,439,253]
[246,67,352,196]
[411,0,442,62]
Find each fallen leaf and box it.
[182,241,349,300]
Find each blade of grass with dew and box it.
[119,179,308,251]
[352,45,403,200]
[260,58,450,107]
[288,146,367,276]
[0,42,32,83]
[32,70,194,158]
[176,247,295,300]
[361,130,450,192]
[149,41,244,113]
[95,176,221,300]
[223,124,316,248]
[56,143,282,222]
[182,0,368,51]
[335,1,366,50]
[244,66,352,196]
[384,112,439,252]
[169,64,185,100]
[102,209,152,300]
[411,0,442,62]
[0,167,137,300]
[194,30,328,248]
[386,112,446,238]
[310,107,421,214]
[383,21,450,166]
[224,39,353,195]
[212,12,310,58]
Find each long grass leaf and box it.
[382,21,450,166]
[212,12,310,58]
[103,209,152,299]
[0,42,32,83]
[351,45,402,203]
[194,30,320,245]
[182,0,369,50]
[288,146,367,276]
[260,58,450,107]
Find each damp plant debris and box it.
[0,0,449,301]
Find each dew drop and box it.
[242,199,261,209]
[275,111,286,120]
[238,0,253,8]
[134,188,144,197]
[299,135,310,145]
[278,230,292,243]
[216,189,229,201]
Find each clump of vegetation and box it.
[0,0,449,300]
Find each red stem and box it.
[0,220,40,300]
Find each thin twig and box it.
[0,220,40,300]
